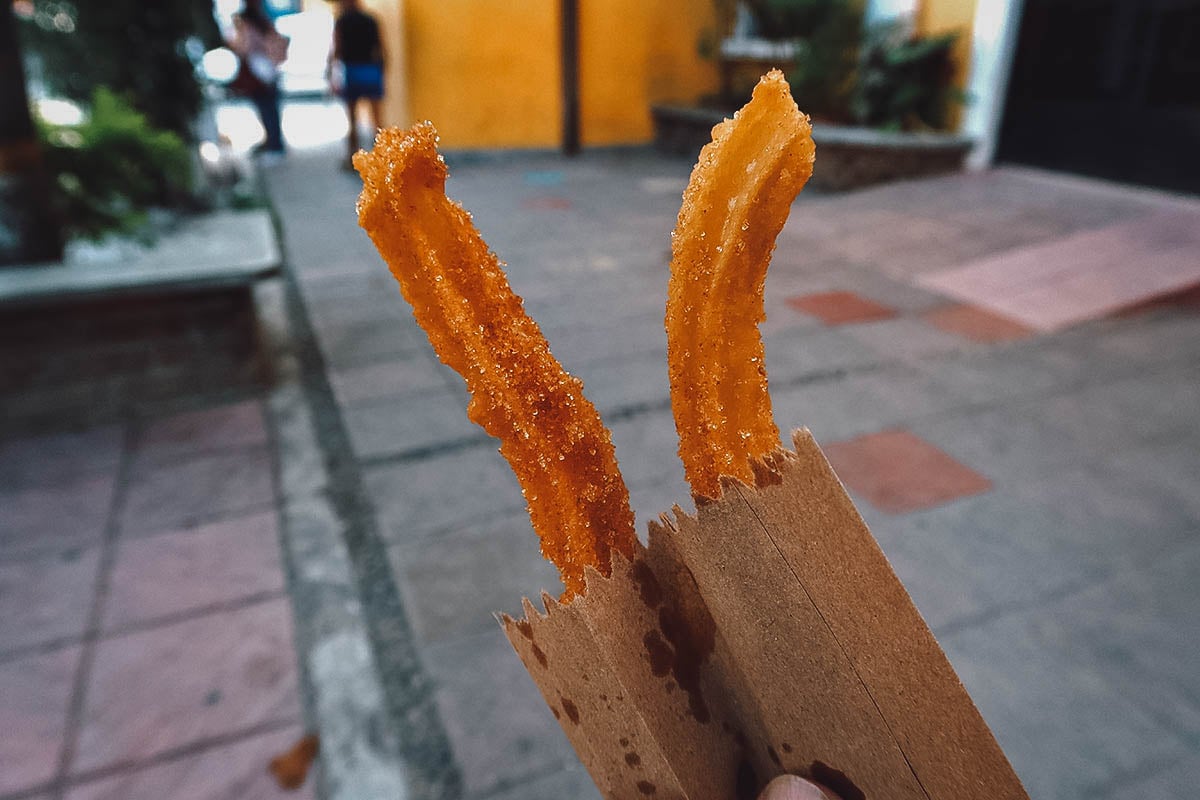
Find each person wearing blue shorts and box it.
[327,0,385,168]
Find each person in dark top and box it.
[327,0,386,168]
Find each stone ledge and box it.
[0,210,280,309]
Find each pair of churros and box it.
[354,69,812,593]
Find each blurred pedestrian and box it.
[229,0,289,162]
[326,0,385,169]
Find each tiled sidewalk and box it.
[264,133,1200,800]
[0,401,312,800]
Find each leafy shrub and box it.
[18,0,221,140]
[742,0,865,121]
[852,22,963,131]
[37,87,192,240]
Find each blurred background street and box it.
[2,1,1199,799]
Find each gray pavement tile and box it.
[423,629,577,797]
[762,327,881,386]
[1098,311,1200,369]
[0,545,99,652]
[1079,367,1200,443]
[343,389,479,460]
[312,316,428,370]
[1051,539,1200,747]
[871,492,1102,633]
[472,764,601,800]
[608,408,686,489]
[543,310,667,370]
[1103,438,1200,521]
[365,445,524,542]
[120,447,275,537]
[1004,461,1199,571]
[911,346,1077,408]
[907,403,1094,485]
[771,364,958,443]
[0,424,124,489]
[941,611,1187,800]
[300,290,410,330]
[524,279,668,333]
[841,316,976,363]
[1093,752,1200,800]
[1028,328,1137,388]
[1015,370,1199,461]
[0,471,117,556]
[296,268,397,302]
[329,354,453,406]
[577,349,670,416]
[1001,169,1174,230]
[387,511,562,647]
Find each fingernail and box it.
[759,774,831,800]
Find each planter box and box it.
[651,105,973,192]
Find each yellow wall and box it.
[917,0,976,90]
[402,0,561,149]
[579,0,720,146]
[391,0,719,150]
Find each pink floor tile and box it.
[136,401,267,463]
[918,210,1200,332]
[104,511,284,630]
[0,547,100,652]
[65,725,315,800]
[921,303,1034,344]
[824,429,992,514]
[0,646,81,795]
[785,291,898,326]
[74,599,300,773]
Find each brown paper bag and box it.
[500,429,1028,800]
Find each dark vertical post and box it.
[560,0,580,156]
[0,4,63,265]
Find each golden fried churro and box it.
[666,70,815,499]
[354,125,635,597]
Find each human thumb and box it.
[757,774,837,800]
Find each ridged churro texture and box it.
[666,70,815,500]
[354,124,635,598]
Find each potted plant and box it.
[653,5,973,191]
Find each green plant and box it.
[852,21,964,131]
[746,0,846,40]
[18,0,221,140]
[739,0,864,121]
[37,87,192,240]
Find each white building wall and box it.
[963,0,1026,167]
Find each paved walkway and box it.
[262,132,1200,800]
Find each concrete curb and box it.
[257,278,411,799]
[255,187,464,797]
